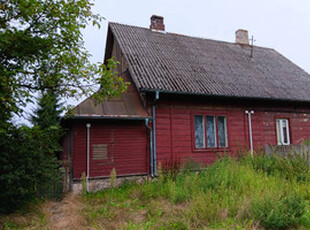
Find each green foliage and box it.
[0,0,128,117]
[251,152,310,182]
[82,154,310,229]
[0,125,61,214]
[4,152,310,228]
[250,194,306,229]
[31,89,63,129]
[0,0,129,215]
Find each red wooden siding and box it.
[155,100,310,166]
[65,98,310,179]
[72,121,148,179]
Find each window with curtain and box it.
[194,114,228,149]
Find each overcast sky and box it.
[83,0,310,74]
[15,0,310,125]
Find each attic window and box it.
[276,119,290,145]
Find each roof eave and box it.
[63,115,150,121]
[140,88,310,104]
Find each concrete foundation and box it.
[71,175,149,194]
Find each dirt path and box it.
[47,194,87,230]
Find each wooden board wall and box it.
[155,99,310,166]
[72,120,148,179]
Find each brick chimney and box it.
[235,29,249,45]
[150,15,165,31]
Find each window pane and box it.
[195,115,205,148]
[218,116,227,147]
[207,116,216,147]
[282,120,289,144]
[276,119,290,145]
[276,119,281,144]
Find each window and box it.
[276,119,290,145]
[194,115,228,149]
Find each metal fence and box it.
[37,179,64,201]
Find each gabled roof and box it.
[108,22,310,102]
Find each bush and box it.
[0,125,61,214]
[252,152,310,182]
[251,194,306,229]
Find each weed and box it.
[161,157,182,181]
[251,194,306,229]
[81,172,87,194]
[110,168,117,188]
[4,151,310,229]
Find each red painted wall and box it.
[64,98,310,179]
[155,99,310,166]
[72,120,148,179]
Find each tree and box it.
[0,124,62,213]
[0,0,128,121]
[0,0,128,213]
[31,88,64,161]
[31,89,63,129]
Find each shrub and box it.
[252,153,276,176]
[161,157,182,181]
[250,194,306,229]
[0,125,61,214]
[252,151,310,182]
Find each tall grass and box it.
[3,151,309,229]
[82,152,310,229]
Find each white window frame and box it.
[276,119,290,145]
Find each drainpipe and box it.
[245,110,254,158]
[152,91,159,176]
[145,118,154,177]
[86,123,91,191]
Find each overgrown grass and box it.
[82,154,310,230]
[2,152,310,229]
[0,201,49,230]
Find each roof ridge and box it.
[108,21,275,51]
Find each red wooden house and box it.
[62,15,310,191]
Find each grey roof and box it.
[109,22,310,102]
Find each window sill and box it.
[193,147,229,153]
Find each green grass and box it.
[2,152,310,229]
[82,154,310,230]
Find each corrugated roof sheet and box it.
[73,72,149,119]
[109,22,310,102]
